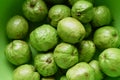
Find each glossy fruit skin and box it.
[78,40,96,62]
[89,60,103,80]
[5,40,31,66]
[13,64,40,80]
[23,0,48,22]
[54,42,79,69]
[57,17,86,44]
[99,48,120,77]
[30,24,58,51]
[6,15,28,39]
[66,62,95,80]
[92,6,112,27]
[71,0,94,23]
[48,5,71,27]
[84,23,92,38]
[93,26,119,49]
[34,53,58,77]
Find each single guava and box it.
[99,48,120,77]
[54,42,79,69]
[48,5,71,27]
[6,15,28,39]
[34,53,58,77]
[13,64,40,80]
[71,0,94,23]
[5,40,31,65]
[89,60,103,80]
[60,76,68,80]
[30,24,58,51]
[57,17,86,44]
[66,62,95,80]
[23,0,48,22]
[92,6,111,27]
[93,26,119,49]
[78,40,96,62]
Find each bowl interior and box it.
[0,0,120,80]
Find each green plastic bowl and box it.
[0,0,120,80]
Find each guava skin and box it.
[48,5,71,27]
[34,53,58,77]
[78,40,96,62]
[6,15,28,39]
[54,42,79,69]
[30,24,58,51]
[66,62,95,80]
[89,60,103,80]
[5,40,31,66]
[13,64,40,80]
[93,26,119,49]
[60,76,68,80]
[99,48,120,77]
[57,17,86,44]
[92,6,111,27]
[41,77,55,80]
[23,0,48,22]
[71,0,94,23]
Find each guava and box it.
[5,40,31,65]
[54,42,79,69]
[93,26,119,49]
[78,40,96,62]
[57,17,86,44]
[48,5,71,27]
[13,64,40,80]
[99,48,120,77]
[89,60,103,80]
[66,62,95,80]
[6,15,28,39]
[71,0,94,23]
[68,0,94,5]
[30,24,58,51]
[41,77,55,80]
[92,6,111,27]
[60,76,68,80]
[23,0,48,22]
[34,53,58,76]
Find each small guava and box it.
[34,53,58,77]
[5,40,31,65]
[13,64,40,80]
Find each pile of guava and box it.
[4,0,120,80]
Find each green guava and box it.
[6,15,28,39]
[99,48,120,77]
[54,42,79,69]
[13,64,40,80]
[93,26,119,49]
[5,40,31,65]
[66,62,95,80]
[23,0,48,22]
[71,0,94,23]
[92,6,111,27]
[89,60,103,80]
[78,40,96,62]
[57,17,86,44]
[48,5,71,27]
[30,24,58,51]
[34,53,58,76]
